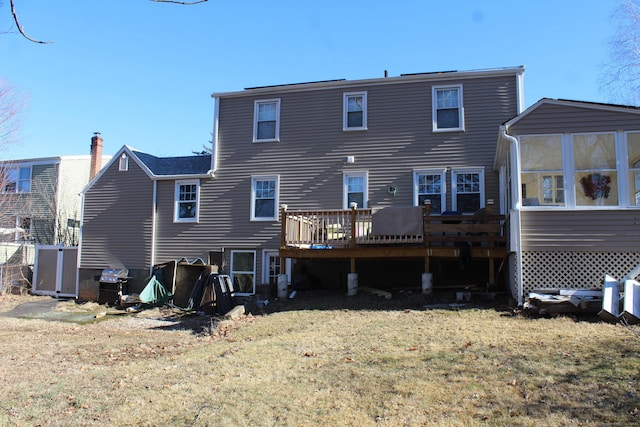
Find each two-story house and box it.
[78,67,524,301]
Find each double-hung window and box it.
[414,169,446,213]
[174,180,199,222]
[251,175,279,221]
[343,171,368,209]
[253,99,280,142]
[2,166,31,193]
[520,135,564,206]
[343,92,367,130]
[432,85,464,132]
[452,168,484,213]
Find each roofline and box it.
[504,98,640,128]
[211,66,525,99]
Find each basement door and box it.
[32,245,78,298]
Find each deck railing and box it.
[280,201,506,250]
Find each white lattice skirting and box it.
[519,251,640,296]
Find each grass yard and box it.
[0,292,638,426]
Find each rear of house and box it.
[79,67,525,299]
[496,99,640,304]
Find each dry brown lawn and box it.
[0,291,638,427]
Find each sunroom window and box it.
[520,135,564,206]
[627,132,640,206]
[573,133,617,207]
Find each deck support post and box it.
[423,200,431,276]
[347,272,358,296]
[280,204,288,249]
[422,272,433,295]
[486,199,494,285]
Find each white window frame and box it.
[451,167,485,213]
[253,99,281,142]
[174,179,200,223]
[519,134,565,208]
[343,91,368,131]
[2,166,32,194]
[413,169,447,213]
[432,84,464,132]
[626,131,640,207]
[251,175,279,221]
[119,153,129,171]
[343,171,368,209]
[231,250,256,295]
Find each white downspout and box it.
[150,180,157,272]
[501,125,524,306]
[208,96,220,177]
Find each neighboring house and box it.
[495,99,640,305]
[78,66,525,301]
[0,147,109,250]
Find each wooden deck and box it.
[279,202,509,284]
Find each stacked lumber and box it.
[524,289,601,317]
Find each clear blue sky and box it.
[0,0,620,160]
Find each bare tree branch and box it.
[7,0,208,44]
[600,0,640,105]
[9,0,51,44]
[150,0,208,4]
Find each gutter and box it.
[500,125,524,306]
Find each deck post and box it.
[423,200,431,272]
[486,199,495,284]
[349,202,357,248]
[280,204,288,249]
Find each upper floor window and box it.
[520,135,565,207]
[452,168,484,213]
[414,169,446,213]
[343,171,368,209]
[251,175,279,221]
[2,166,31,193]
[174,179,199,223]
[253,99,280,142]
[119,153,129,171]
[432,85,464,132]
[343,92,367,130]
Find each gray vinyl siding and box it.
[204,73,520,279]
[216,74,518,213]
[29,163,59,244]
[80,159,153,270]
[508,103,640,135]
[520,210,640,251]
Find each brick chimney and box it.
[90,132,103,180]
